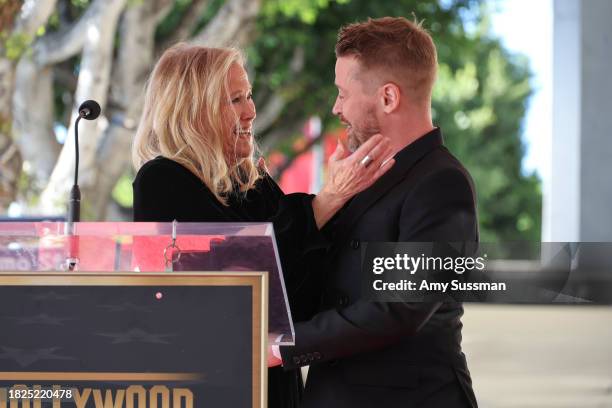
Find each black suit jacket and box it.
[281,128,479,408]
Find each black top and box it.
[133,156,282,222]
[132,156,325,408]
[132,157,327,302]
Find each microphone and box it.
[66,100,101,270]
[68,100,101,224]
[78,99,101,120]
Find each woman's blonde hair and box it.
[132,43,260,205]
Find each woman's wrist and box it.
[312,188,348,229]
[318,187,347,210]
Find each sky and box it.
[490,0,553,184]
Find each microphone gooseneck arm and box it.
[67,115,82,224]
[74,115,80,187]
[66,100,101,270]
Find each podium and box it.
[0,222,293,407]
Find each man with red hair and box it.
[274,17,479,407]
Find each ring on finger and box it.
[360,154,373,167]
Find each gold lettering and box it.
[125,386,146,408]
[148,386,169,408]
[73,388,92,408]
[93,389,125,408]
[173,388,193,408]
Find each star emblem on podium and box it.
[0,346,76,367]
[96,328,176,344]
[98,302,153,313]
[4,313,75,326]
[29,291,79,301]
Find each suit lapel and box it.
[332,128,443,242]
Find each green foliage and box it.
[1,31,31,60]
[433,33,541,242]
[127,0,144,7]
[45,0,92,33]
[261,0,350,24]
[70,0,91,9]
[112,172,134,208]
[250,0,479,130]
[249,0,541,242]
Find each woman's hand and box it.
[312,134,395,228]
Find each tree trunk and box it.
[191,0,261,47]
[157,0,210,52]
[12,59,59,183]
[0,0,56,209]
[1,0,24,210]
[85,0,173,220]
[10,0,61,188]
[0,57,21,209]
[253,46,305,136]
[38,0,127,216]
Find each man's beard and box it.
[346,108,381,152]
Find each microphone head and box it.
[78,100,101,120]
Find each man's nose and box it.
[332,96,341,116]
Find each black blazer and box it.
[280,128,479,408]
[132,157,325,408]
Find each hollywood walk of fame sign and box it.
[0,272,268,408]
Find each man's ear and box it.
[380,83,400,113]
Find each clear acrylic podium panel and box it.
[0,221,294,344]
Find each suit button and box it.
[350,239,360,249]
[293,356,301,365]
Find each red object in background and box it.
[279,128,347,194]
[279,150,313,193]
[324,128,346,159]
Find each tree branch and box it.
[0,0,57,205]
[253,46,305,135]
[259,117,305,154]
[158,0,210,52]
[39,0,128,215]
[31,0,105,66]
[86,0,174,220]
[253,94,285,135]
[14,0,58,37]
[191,0,261,47]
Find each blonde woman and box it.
[132,43,394,407]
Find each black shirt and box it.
[132,156,326,408]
